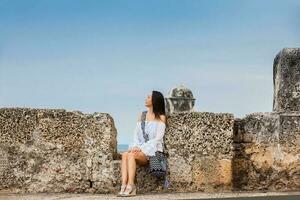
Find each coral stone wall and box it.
[0,108,235,194]
[233,112,300,191]
[0,109,299,194]
[232,48,300,192]
[165,112,234,192]
[0,108,117,193]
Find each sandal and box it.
[121,184,136,197]
[116,184,127,197]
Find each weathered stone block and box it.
[165,112,234,192]
[273,48,300,112]
[233,111,300,191]
[233,112,281,144]
[0,108,117,193]
[192,158,232,192]
[166,112,234,158]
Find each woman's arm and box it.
[127,113,143,151]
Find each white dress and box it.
[128,120,166,157]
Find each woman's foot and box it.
[121,184,136,197]
[116,184,127,197]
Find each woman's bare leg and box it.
[127,152,137,185]
[127,151,149,185]
[121,152,129,185]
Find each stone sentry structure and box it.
[165,84,196,115]
[0,48,299,194]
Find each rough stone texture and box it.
[0,108,118,193]
[233,112,300,192]
[1,107,299,194]
[233,48,300,192]
[0,108,234,194]
[273,48,300,112]
[114,111,235,193]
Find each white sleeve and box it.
[139,123,166,156]
[128,122,143,150]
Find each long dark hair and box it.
[152,90,166,120]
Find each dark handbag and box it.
[140,110,169,189]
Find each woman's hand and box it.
[128,147,141,155]
[132,147,141,152]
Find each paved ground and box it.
[0,191,300,200]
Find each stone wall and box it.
[0,108,235,194]
[0,108,118,193]
[1,107,299,194]
[233,48,300,192]
[233,112,300,191]
[163,112,234,192]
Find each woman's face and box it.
[144,93,152,107]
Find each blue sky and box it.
[0,0,299,145]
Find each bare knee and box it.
[121,152,128,160]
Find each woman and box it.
[117,90,167,197]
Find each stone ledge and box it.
[2,107,298,193]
